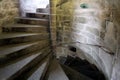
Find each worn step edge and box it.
[0,33,49,46]
[27,13,50,15]
[40,54,53,80]
[26,13,49,19]
[2,27,49,33]
[26,53,52,80]
[0,40,49,58]
[16,17,49,21]
[0,40,50,66]
[0,33,48,39]
[16,17,49,26]
[3,24,47,28]
[0,52,41,80]
[8,47,51,80]
[43,58,69,80]
[0,45,50,69]
[36,8,49,13]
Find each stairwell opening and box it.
[19,0,50,17]
[59,56,106,80]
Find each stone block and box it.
[71,33,87,43]
[72,23,85,30]
[51,14,56,21]
[50,28,56,33]
[76,43,92,55]
[73,16,87,24]
[104,38,117,53]
[95,37,105,46]
[64,27,71,31]
[87,37,100,45]
[91,46,99,54]
[50,21,56,27]
[86,27,99,36]
[50,8,56,14]
[80,31,96,39]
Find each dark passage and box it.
[59,56,106,80]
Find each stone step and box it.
[9,47,51,80]
[40,54,53,80]
[0,52,41,80]
[0,33,49,46]
[0,40,50,65]
[22,54,52,80]
[27,56,49,80]
[36,8,49,13]
[2,24,49,33]
[26,13,49,19]
[61,64,93,80]
[43,58,69,80]
[16,17,49,26]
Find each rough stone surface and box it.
[70,1,120,79]
[86,27,100,36]
[0,0,18,33]
[73,17,87,23]
[55,0,120,80]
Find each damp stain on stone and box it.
[80,3,88,9]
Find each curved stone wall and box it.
[55,0,120,80]
[71,0,119,79]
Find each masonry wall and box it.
[55,0,74,57]
[71,0,116,79]
[55,0,120,80]
[0,0,18,33]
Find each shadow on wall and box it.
[19,0,49,17]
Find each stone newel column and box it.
[50,0,57,51]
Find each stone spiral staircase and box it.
[0,8,105,80]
